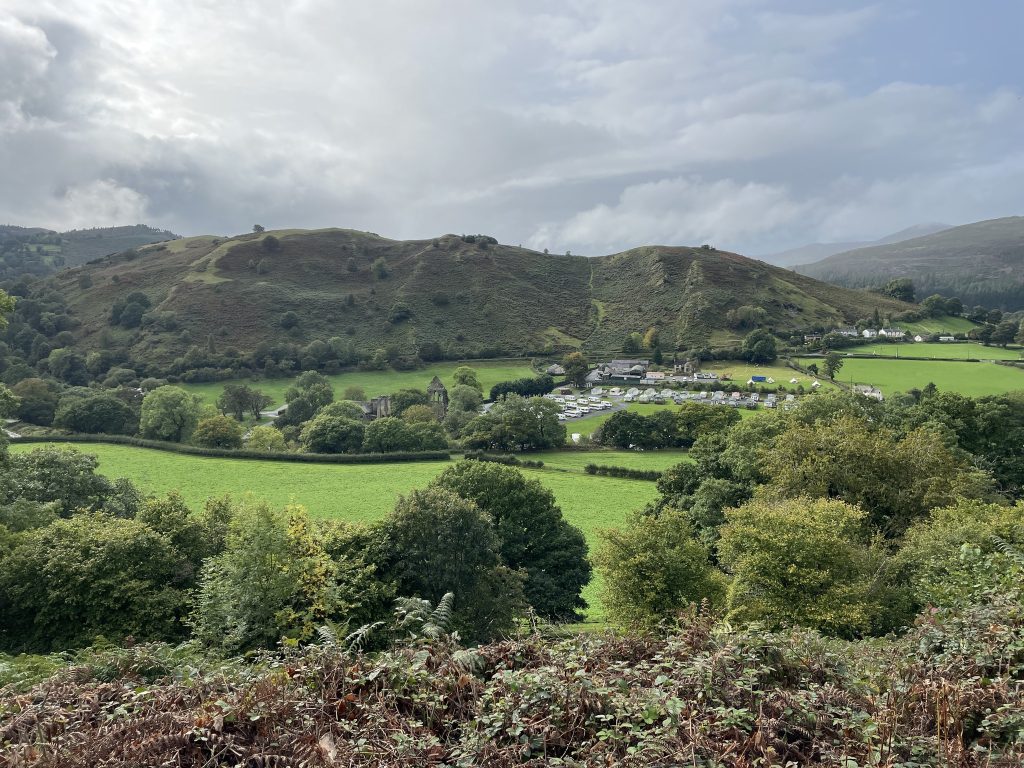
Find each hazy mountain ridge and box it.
[0,224,181,281]
[758,223,952,267]
[796,217,1024,310]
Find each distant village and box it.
[801,326,957,343]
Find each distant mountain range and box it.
[0,224,180,281]
[46,228,908,367]
[758,223,952,267]
[795,216,1024,310]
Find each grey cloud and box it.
[0,0,1020,256]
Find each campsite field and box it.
[699,361,823,386]
[9,442,666,621]
[800,356,1024,397]
[855,342,1023,360]
[181,360,537,408]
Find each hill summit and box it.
[54,228,907,366]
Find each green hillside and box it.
[0,224,180,280]
[50,228,908,368]
[796,216,1024,310]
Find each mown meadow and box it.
[802,355,1024,397]
[855,341,1023,359]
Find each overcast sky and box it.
[1,1,1021,255]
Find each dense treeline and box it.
[598,400,741,449]
[595,387,1024,637]
[0,353,571,457]
[0,451,590,653]
[488,373,555,400]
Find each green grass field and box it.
[182,361,537,408]
[800,357,1024,397]
[900,316,980,335]
[10,442,663,622]
[855,342,1023,360]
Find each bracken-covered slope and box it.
[796,216,1024,310]
[54,228,908,364]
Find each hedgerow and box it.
[463,449,544,468]
[584,464,662,480]
[14,434,448,464]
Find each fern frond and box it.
[316,623,340,647]
[453,648,484,674]
[344,621,383,654]
[425,592,455,637]
[992,536,1024,567]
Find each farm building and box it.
[546,364,566,376]
[854,384,884,401]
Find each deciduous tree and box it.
[431,461,591,620]
[139,386,201,443]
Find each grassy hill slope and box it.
[53,229,908,365]
[796,216,1024,310]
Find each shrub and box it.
[596,509,725,629]
[192,414,244,449]
[718,497,909,637]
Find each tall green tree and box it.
[763,416,994,535]
[362,417,418,453]
[463,395,565,451]
[430,461,591,621]
[300,413,365,453]
[11,378,59,426]
[139,386,201,442]
[53,393,138,435]
[452,366,482,393]
[741,330,777,363]
[374,488,525,644]
[245,424,288,452]
[190,501,339,652]
[0,447,131,517]
[561,352,590,387]
[822,351,844,379]
[883,278,915,303]
[192,414,244,449]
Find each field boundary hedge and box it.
[583,464,663,481]
[12,434,450,464]
[463,450,544,468]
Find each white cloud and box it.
[53,179,150,230]
[530,177,809,254]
